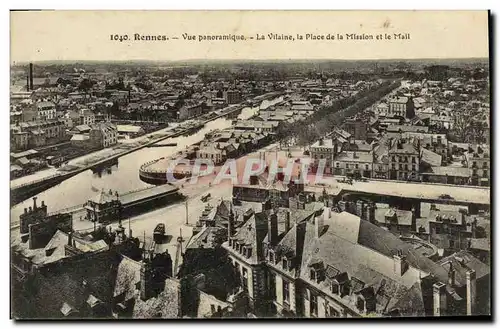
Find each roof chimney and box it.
[315,208,326,238]
[33,197,37,210]
[228,208,235,240]
[433,282,447,316]
[140,260,154,301]
[267,210,278,246]
[67,231,73,247]
[394,249,409,276]
[448,266,456,286]
[466,270,476,316]
[284,210,291,232]
[29,63,34,91]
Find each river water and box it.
[11,97,283,223]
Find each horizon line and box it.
[11,57,490,66]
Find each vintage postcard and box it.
[10,10,490,319]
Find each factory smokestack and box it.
[29,63,34,91]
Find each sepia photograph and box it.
[9,10,491,319]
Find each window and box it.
[412,164,416,171]
[355,164,359,169]
[336,162,340,168]
[391,156,396,162]
[246,247,252,258]
[310,294,318,317]
[435,226,441,234]
[483,170,488,178]
[242,267,248,291]
[282,257,288,270]
[365,164,369,170]
[404,164,408,171]
[399,164,403,170]
[392,164,396,170]
[269,250,275,263]
[329,307,340,318]
[283,280,290,304]
[404,156,408,163]
[483,162,488,169]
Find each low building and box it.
[178,102,203,121]
[116,125,145,138]
[89,122,118,148]
[421,166,471,185]
[84,189,121,223]
[333,151,373,178]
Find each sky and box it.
[10,11,489,63]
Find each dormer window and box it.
[246,247,253,258]
[269,250,275,263]
[331,282,340,295]
[310,269,317,281]
[356,297,365,312]
[309,261,324,283]
[282,257,288,270]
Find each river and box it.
[11,97,283,223]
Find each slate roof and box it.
[113,256,142,301]
[186,226,227,250]
[437,250,490,283]
[132,279,181,319]
[291,211,467,316]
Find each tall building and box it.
[389,97,415,119]
[223,206,490,317]
[89,122,118,148]
[388,138,420,181]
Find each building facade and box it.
[388,138,420,181]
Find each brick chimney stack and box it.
[433,282,447,316]
[466,270,477,315]
[29,63,34,91]
[284,210,291,232]
[267,209,278,246]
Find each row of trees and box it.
[275,80,401,147]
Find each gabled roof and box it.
[89,190,118,204]
[228,212,268,264]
